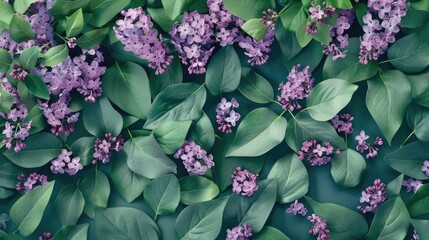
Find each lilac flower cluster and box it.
[402,178,422,193]
[331,113,354,134]
[38,232,53,240]
[216,98,240,134]
[355,130,383,159]
[114,7,173,74]
[286,200,308,216]
[174,141,214,175]
[308,214,331,240]
[278,64,314,111]
[16,173,48,193]
[305,1,336,34]
[421,160,429,176]
[299,140,339,166]
[323,10,355,60]
[226,224,253,240]
[93,133,124,164]
[358,179,386,213]
[231,167,259,196]
[51,149,83,176]
[359,0,410,64]
[10,64,28,81]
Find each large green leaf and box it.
[88,0,131,27]
[41,44,69,67]
[9,181,55,237]
[153,120,192,154]
[226,108,287,157]
[330,149,366,189]
[66,8,84,37]
[144,174,180,218]
[407,184,429,218]
[284,40,324,71]
[162,0,186,20]
[55,184,85,226]
[8,15,35,43]
[179,176,220,205]
[407,70,429,107]
[223,0,275,20]
[241,19,268,41]
[54,224,89,240]
[149,56,183,97]
[386,174,404,199]
[188,112,215,151]
[238,67,274,104]
[275,22,302,62]
[411,219,429,240]
[19,46,40,70]
[0,2,14,28]
[406,104,429,141]
[80,170,110,218]
[253,226,291,240]
[24,74,50,100]
[0,155,22,189]
[50,0,89,17]
[82,97,123,138]
[76,28,109,49]
[0,49,12,72]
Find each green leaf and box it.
[226,108,287,157]
[223,0,274,20]
[179,176,220,205]
[0,2,14,27]
[144,83,206,130]
[9,15,36,43]
[41,44,69,67]
[325,0,352,9]
[3,132,63,168]
[407,184,429,218]
[55,185,85,226]
[9,181,55,237]
[407,70,429,107]
[312,24,331,45]
[70,137,96,166]
[366,70,412,144]
[367,196,410,240]
[0,155,21,189]
[146,7,180,33]
[284,40,324,71]
[0,187,16,200]
[24,105,46,134]
[238,67,274,104]
[80,170,110,218]
[0,49,12,72]
[206,46,241,96]
[149,55,183,97]
[306,79,358,121]
[82,97,123,137]
[50,0,89,17]
[411,219,429,240]
[253,226,291,240]
[241,19,268,41]
[0,87,14,113]
[88,0,131,27]
[66,9,84,37]
[153,120,192,154]
[188,112,215,150]
[175,197,229,240]
[386,174,404,199]
[54,224,89,240]
[125,134,177,179]
[77,28,109,49]
[144,174,180,217]
[95,207,160,240]
[406,104,429,141]
[305,197,368,240]
[18,46,40,70]
[275,22,302,62]
[24,74,50,100]
[102,62,151,119]
[295,20,313,48]
[330,149,366,189]
[13,0,38,13]
[267,153,309,203]
[162,0,186,20]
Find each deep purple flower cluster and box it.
[299,140,338,166]
[51,149,83,176]
[278,64,314,111]
[286,200,308,216]
[174,140,214,175]
[359,0,410,64]
[305,1,336,34]
[402,178,422,193]
[38,232,53,240]
[93,133,124,164]
[308,214,330,240]
[231,167,259,196]
[114,7,173,74]
[10,64,28,81]
[216,98,240,134]
[16,173,48,193]
[358,178,386,213]
[421,160,429,176]
[331,113,354,134]
[355,130,383,159]
[323,10,355,60]
[226,224,253,240]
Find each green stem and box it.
[127,128,134,140]
[215,134,223,140]
[271,99,283,107]
[154,213,158,221]
[64,142,72,151]
[400,131,414,147]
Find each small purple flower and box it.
[231,167,259,196]
[299,140,339,166]
[10,64,28,81]
[323,10,355,60]
[51,149,83,176]
[421,160,429,176]
[330,113,354,134]
[67,37,77,48]
[413,229,420,240]
[402,178,423,193]
[305,1,336,35]
[93,133,124,164]
[358,179,386,214]
[226,224,253,240]
[354,130,383,159]
[278,64,314,111]
[308,214,330,240]
[216,98,240,134]
[16,173,48,193]
[286,200,308,216]
[173,140,214,175]
[38,232,53,240]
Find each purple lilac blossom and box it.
[216,98,240,133]
[298,140,339,166]
[421,160,429,176]
[358,178,386,213]
[231,167,259,196]
[308,214,331,240]
[355,130,383,159]
[331,113,354,134]
[226,224,253,240]
[16,173,48,193]
[173,140,215,175]
[278,64,314,111]
[359,0,410,64]
[114,7,173,74]
[38,232,53,240]
[323,10,355,60]
[208,0,243,46]
[93,133,125,164]
[51,149,83,176]
[305,1,336,34]
[286,200,308,216]
[10,64,28,81]
[402,178,423,193]
[413,229,420,240]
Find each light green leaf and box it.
[407,70,429,107]
[238,67,274,104]
[82,97,123,138]
[144,174,180,217]
[88,0,131,27]
[253,226,291,240]
[19,46,40,70]
[411,219,429,240]
[66,9,84,37]
[162,0,186,20]
[223,0,275,20]
[55,185,85,226]
[77,28,109,49]
[50,0,89,17]
[330,149,366,189]
[153,120,192,154]
[406,104,429,141]
[0,87,14,113]
[41,44,69,67]
[80,170,110,218]
[241,19,268,41]
[54,224,89,240]
[179,176,220,205]
[9,15,36,43]
[0,49,12,72]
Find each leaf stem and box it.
[214,134,223,140]
[400,131,414,147]
[271,99,283,107]
[153,213,158,222]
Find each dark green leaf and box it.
[223,0,275,20]
[77,28,109,49]
[9,15,36,43]
[386,174,404,199]
[411,219,429,240]
[153,120,192,154]
[0,49,12,72]
[55,184,85,226]
[241,19,268,41]
[275,22,302,62]
[238,67,274,104]
[24,74,50,100]
[54,224,89,240]
[179,176,220,205]
[330,149,366,189]
[407,70,429,107]
[66,9,84,37]
[284,40,324,71]
[0,155,22,189]
[407,184,429,218]
[80,170,110,218]
[253,226,291,240]
[88,0,131,27]
[70,137,96,166]
[189,112,215,150]
[50,0,89,17]
[406,104,429,141]
[82,97,123,137]
[41,44,69,67]
[144,174,180,216]
[149,55,183,97]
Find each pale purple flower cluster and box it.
[231,167,259,196]
[286,200,308,216]
[308,214,331,240]
[306,1,336,34]
[173,140,214,175]
[16,173,48,193]
[355,130,383,159]
[238,25,275,66]
[38,232,53,240]
[402,178,422,193]
[413,229,420,240]
[114,7,173,74]
[421,160,429,176]
[299,140,339,166]
[1,121,32,152]
[278,65,314,111]
[323,10,355,60]
[359,0,410,64]
[93,133,124,164]
[216,98,240,134]
[208,0,243,46]
[51,149,83,176]
[358,179,386,213]
[331,113,354,134]
[226,224,253,240]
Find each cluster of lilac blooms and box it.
[114,7,173,74]
[402,178,422,193]
[323,10,355,60]
[299,140,339,166]
[38,232,53,240]
[421,160,429,176]
[16,173,48,193]
[231,167,259,196]
[305,1,336,34]
[358,0,410,64]
[331,113,354,134]
[226,224,253,240]
[51,149,83,176]
[216,98,240,134]
[92,133,124,164]
[308,214,331,240]
[355,130,383,159]
[286,200,308,216]
[173,140,214,175]
[278,64,314,111]
[358,179,386,213]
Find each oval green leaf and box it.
[179,176,220,205]
[330,149,366,189]
[55,184,85,226]
[144,174,180,217]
